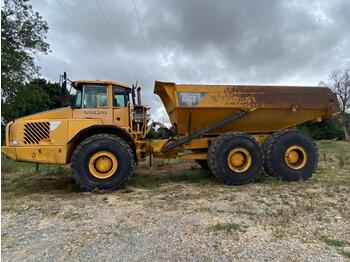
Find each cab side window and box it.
[113,85,129,107]
[83,85,108,108]
[74,89,82,108]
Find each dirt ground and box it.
[1,141,350,261]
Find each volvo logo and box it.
[84,111,107,115]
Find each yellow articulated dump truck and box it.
[2,73,340,190]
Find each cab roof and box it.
[73,80,130,89]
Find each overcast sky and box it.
[32,0,350,123]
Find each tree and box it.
[1,78,73,143]
[321,69,350,141]
[328,69,350,113]
[1,0,49,109]
[146,127,168,139]
[2,78,72,122]
[298,119,344,141]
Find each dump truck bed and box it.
[154,81,340,135]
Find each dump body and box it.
[154,81,340,135]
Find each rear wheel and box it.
[263,130,318,181]
[71,134,134,191]
[208,132,263,185]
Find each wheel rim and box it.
[227,147,252,173]
[88,151,118,179]
[284,145,307,170]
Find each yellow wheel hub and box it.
[227,147,252,173]
[284,145,307,170]
[88,151,118,179]
[95,157,113,172]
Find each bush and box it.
[298,118,344,140]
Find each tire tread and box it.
[263,129,318,180]
[208,132,263,185]
[71,133,135,191]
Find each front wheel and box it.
[71,134,134,191]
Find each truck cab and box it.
[72,80,132,128]
[2,79,149,167]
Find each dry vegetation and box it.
[1,141,350,261]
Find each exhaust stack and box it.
[137,87,142,105]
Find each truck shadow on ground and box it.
[1,164,279,198]
[2,168,73,196]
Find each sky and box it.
[31,0,350,123]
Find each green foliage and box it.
[322,69,350,140]
[1,0,50,100]
[1,78,73,142]
[146,127,168,139]
[1,0,56,140]
[298,117,345,140]
[1,154,35,173]
[2,78,73,122]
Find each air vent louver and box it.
[23,122,50,144]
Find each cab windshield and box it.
[73,84,108,108]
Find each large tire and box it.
[195,159,209,169]
[263,130,318,181]
[208,132,263,185]
[71,134,134,191]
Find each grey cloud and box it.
[32,0,350,123]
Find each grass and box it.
[1,155,61,173]
[317,140,350,167]
[209,223,246,234]
[61,210,83,220]
[65,182,80,193]
[317,140,350,155]
[319,235,350,259]
[321,236,345,247]
[1,140,349,195]
[340,250,350,258]
[1,155,71,199]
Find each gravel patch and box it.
[2,162,350,261]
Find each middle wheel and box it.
[208,132,263,185]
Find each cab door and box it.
[72,84,113,124]
[112,85,130,128]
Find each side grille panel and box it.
[24,122,50,144]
